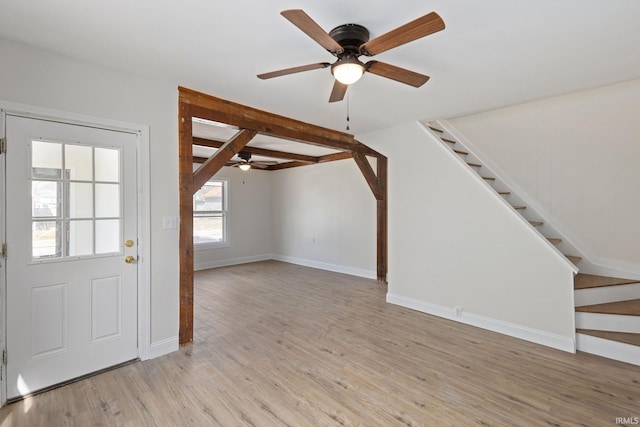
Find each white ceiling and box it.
[1,1,640,135]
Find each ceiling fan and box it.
[229,151,278,171]
[258,9,445,102]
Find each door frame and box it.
[0,101,151,406]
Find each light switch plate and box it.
[163,216,178,230]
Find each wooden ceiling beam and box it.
[317,152,353,163]
[193,136,320,163]
[180,87,362,153]
[193,129,257,192]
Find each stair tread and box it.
[512,205,526,210]
[482,176,495,181]
[498,191,511,195]
[529,221,543,227]
[576,299,640,315]
[574,273,639,290]
[566,256,582,265]
[547,238,562,245]
[441,137,457,144]
[577,329,640,346]
[428,126,444,133]
[453,149,469,155]
[467,162,482,167]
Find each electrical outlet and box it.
[455,306,463,317]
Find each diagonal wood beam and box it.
[193,136,319,163]
[193,129,257,192]
[353,152,383,200]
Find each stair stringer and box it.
[432,119,631,277]
[421,121,579,275]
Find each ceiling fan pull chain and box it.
[346,92,350,131]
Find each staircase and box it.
[426,122,640,366]
[425,123,582,269]
[575,274,640,365]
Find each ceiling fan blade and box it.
[258,62,331,80]
[365,61,430,87]
[329,80,348,103]
[281,9,344,54]
[361,12,445,56]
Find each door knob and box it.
[125,240,135,248]
[124,255,136,264]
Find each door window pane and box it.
[29,140,125,260]
[32,141,62,179]
[95,184,120,218]
[96,219,120,254]
[32,181,61,218]
[65,145,93,180]
[95,147,120,182]
[32,221,62,258]
[68,220,93,256]
[67,183,93,218]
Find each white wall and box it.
[0,38,179,349]
[194,166,273,269]
[271,160,377,279]
[360,122,576,351]
[448,79,640,278]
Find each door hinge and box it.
[1,137,5,154]
[1,243,6,258]
[2,350,6,365]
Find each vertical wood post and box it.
[377,156,388,283]
[178,100,194,345]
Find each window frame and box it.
[193,178,229,249]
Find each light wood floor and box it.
[1,260,639,426]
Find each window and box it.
[193,179,228,247]
[30,140,122,260]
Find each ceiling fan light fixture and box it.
[238,162,251,171]
[331,55,365,85]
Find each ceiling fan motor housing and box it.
[329,24,370,54]
[238,151,252,162]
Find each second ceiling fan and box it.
[258,9,445,103]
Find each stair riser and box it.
[576,333,640,366]
[575,313,640,333]
[575,283,640,306]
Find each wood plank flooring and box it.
[1,260,639,426]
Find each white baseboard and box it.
[194,254,272,271]
[271,254,377,280]
[387,293,576,353]
[577,333,640,366]
[149,336,179,359]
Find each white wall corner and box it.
[272,254,377,280]
[149,336,179,359]
[387,293,576,353]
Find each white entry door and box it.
[5,115,138,399]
